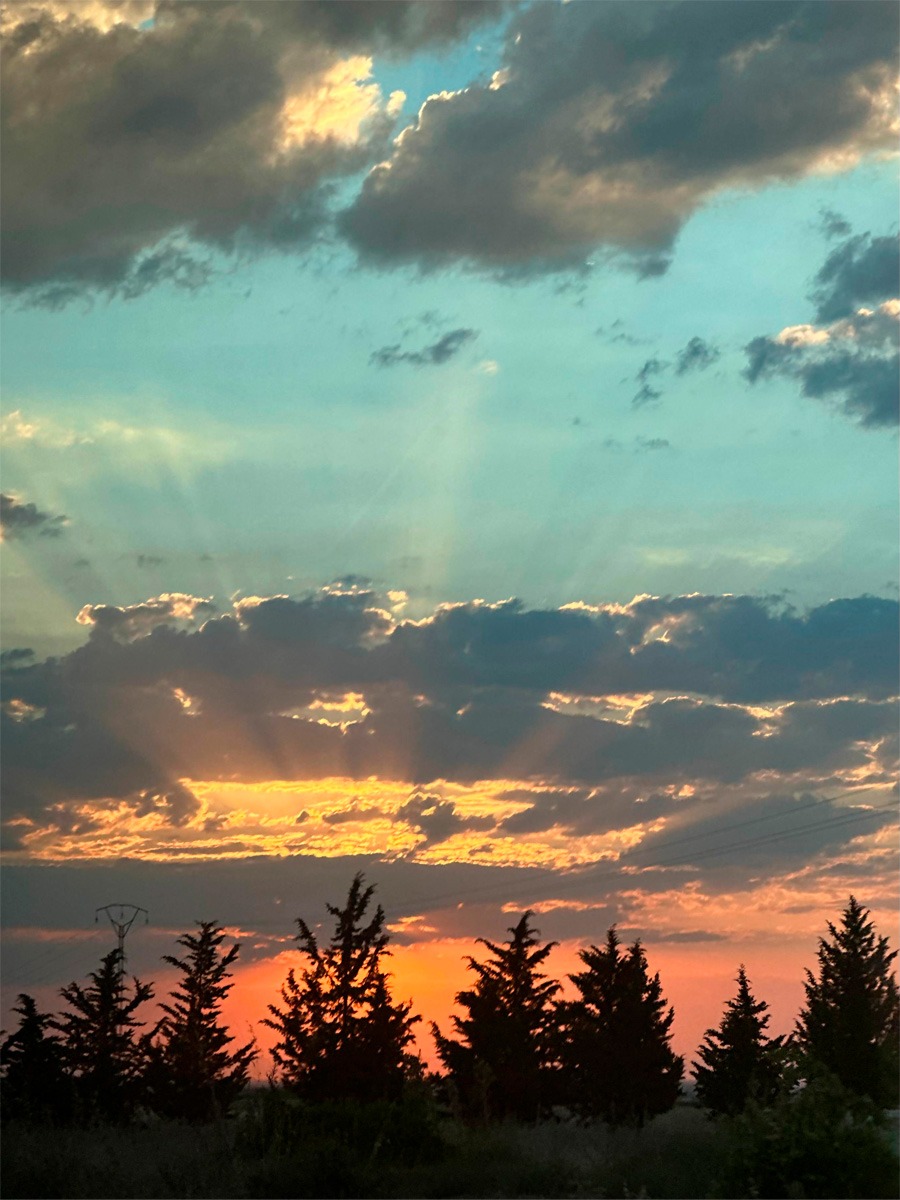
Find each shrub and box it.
[718,1063,900,1199]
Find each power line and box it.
[374,789,894,921]
[95,904,148,979]
[5,795,893,992]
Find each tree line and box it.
[2,878,897,1128]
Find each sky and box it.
[1,0,898,1072]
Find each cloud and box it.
[595,320,646,347]
[675,337,720,376]
[632,336,720,405]
[75,592,217,640]
[811,231,900,322]
[601,437,671,453]
[0,409,237,478]
[131,782,202,827]
[745,299,899,428]
[397,791,493,847]
[1,1,509,300]
[622,790,892,872]
[0,649,35,667]
[1,584,896,864]
[817,208,853,241]
[632,357,665,407]
[369,327,478,367]
[0,492,68,541]
[323,802,386,825]
[342,1,898,273]
[0,410,87,448]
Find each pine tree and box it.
[53,950,154,1121]
[560,927,683,1126]
[796,895,899,1106]
[693,966,784,1116]
[264,873,420,1102]
[432,912,560,1122]
[0,994,69,1123]
[148,922,257,1121]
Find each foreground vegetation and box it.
[3,1087,898,1200]
[3,883,898,1197]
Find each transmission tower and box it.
[95,903,148,978]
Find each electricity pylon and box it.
[95,903,148,978]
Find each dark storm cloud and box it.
[744,301,899,429]
[0,492,68,540]
[342,0,897,273]
[369,327,478,367]
[1,1,510,299]
[811,231,900,322]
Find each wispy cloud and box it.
[370,328,479,368]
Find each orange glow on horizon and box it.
[219,935,817,1079]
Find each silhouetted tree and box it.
[0,994,69,1123]
[560,927,683,1126]
[796,895,899,1106]
[147,922,256,1121]
[53,950,154,1121]
[433,912,560,1122]
[264,874,420,1101]
[693,965,784,1116]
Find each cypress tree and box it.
[0,993,69,1123]
[264,873,420,1101]
[148,922,257,1121]
[432,911,560,1122]
[561,927,683,1126]
[693,965,783,1116]
[796,895,899,1106]
[53,950,154,1121]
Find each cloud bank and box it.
[2,582,895,880]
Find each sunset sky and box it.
[1,0,898,1071]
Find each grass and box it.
[2,1100,897,1199]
